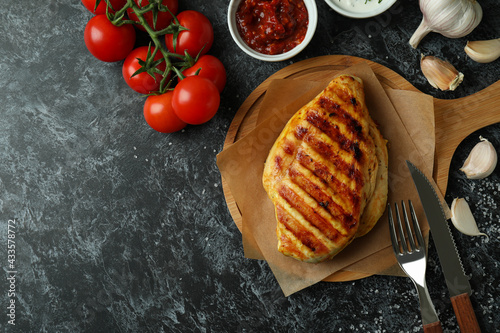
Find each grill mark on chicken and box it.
[288,167,356,230]
[278,185,342,242]
[273,155,281,171]
[277,233,302,260]
[305,109,365,162]
[318,97,364,139]
[276,204,329,255]
[295,126,308,139]
[295,149,361,217]
[275,140,296,170]
[298,131,364,194]
[282,139,295,155]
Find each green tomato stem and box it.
[105,0,189,94]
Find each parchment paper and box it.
[217,63,436,296]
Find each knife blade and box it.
[406,160,481,333]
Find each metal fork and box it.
[388,201,443,333]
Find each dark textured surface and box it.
[0,0,499,332]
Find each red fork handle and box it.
[451,293,481,333]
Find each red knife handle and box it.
[423,321,443,333]
[451,293,481,332]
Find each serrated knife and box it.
[407,161,481,333]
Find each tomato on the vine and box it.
[144,92,186,133]
[181,55,226,93]
[81,0,126,15]
[165,10,214,57]
[122,46,167,94]
[172,76,220,125]
[127,0,178,32]
[84,15,136,62]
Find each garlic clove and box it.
[460,136,498,179]
[464,38,500,63]
[420,55,464,91]
[450,198,488,239]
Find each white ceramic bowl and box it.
[324,0,397,19]
[227,0,318,62]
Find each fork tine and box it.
[408,200,425,249]
[388,204,400,255]
[401,201,417,252]
[394,202,409,253]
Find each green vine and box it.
[101,0,197,94]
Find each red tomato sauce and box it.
[235,0,309,55]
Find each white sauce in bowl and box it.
[334,0,384,13]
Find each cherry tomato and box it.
[181,55,226,93]
[81,0,126,15]
[172,76,220,125]
[127,0,178,32]
[165,10,214,57]
[84,15,136,62]
[144,92,186,133]
[122,46,167,94]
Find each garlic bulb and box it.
[409,0,483,48]
[464,38,500,63]
[450,198,488,239]
[420,55,464,91]
[460,136,498,179]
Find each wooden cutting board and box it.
[221,55,500,282]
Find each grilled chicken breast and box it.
[263,74,388,263]
[357,120,389,237]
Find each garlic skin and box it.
[410,0,483,48]
[464,38,500,63]
[460,136,498,179]
[450,198,488,239]
[420,55,464,91]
